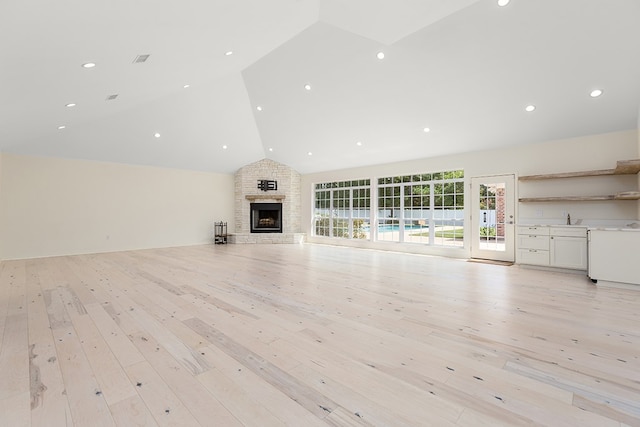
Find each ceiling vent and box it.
[106,94,118,101]
[133,54,151,63]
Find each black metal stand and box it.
[214,221,227,244]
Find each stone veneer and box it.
[229,158,305,244]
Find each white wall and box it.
[301,129,639,256]
[0,154,234,260]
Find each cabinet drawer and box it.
[518,249,550,266]
[517,226,550,236]
[518,235,549,250]
[550,227,587,238]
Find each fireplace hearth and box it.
[250,203,282,233]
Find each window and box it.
[314,180,371,239]
[377,170,464,247]
[314,170,463,247]
[314,190,331,236]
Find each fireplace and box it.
[232,158,304,243]
[250,203,282,233]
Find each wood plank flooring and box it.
[0,243,639,426]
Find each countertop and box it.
[588,226,640,232]
[518,223,640,232]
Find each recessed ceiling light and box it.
[256,106,263,111]
[222,145,228,150]
[183,84,190,89]
[525,105,536,112]
[57,125,66,130]
[65,103,76,107]
[304,84,312,91]
[423,127,431,133]
[590,89,603,98]
[154,132,161,138]
[497,0,510,6]
[356,141,363,146]
[376,52,385,60]
[307,151,313,156]
[82,62,96,68]
[225,51,233,56]
[268,147,273,152]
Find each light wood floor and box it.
[0,243,639,426]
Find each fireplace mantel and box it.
[245,195,286,201]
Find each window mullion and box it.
[371,182,377,241]
[348,189,353,238]
[399,184,405,243]
[329,190,334,237]
[429,182,435,245]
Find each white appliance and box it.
[588,228,640,286]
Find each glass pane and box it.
[333,218,349,239]
[352,218,368,239]
[377,219,400,242]
[403,220,429,244]
[478,182,505,252]
[314,216,330,236]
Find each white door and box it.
[470,175,515,262]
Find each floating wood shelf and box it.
[245,194,286,201]
[615,191,640,200]
[519,159,640,181]
[518,159,640,203]
[519,192,640,202]
[614,159,640,174]
[519,169,615,180]
[519,196,616,202]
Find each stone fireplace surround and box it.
[229,158,305,244]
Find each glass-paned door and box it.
[470,175,515,262]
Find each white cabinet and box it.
[517,226,550,266]
[517,226,587,270]
[588,229,640,285]
[550,227,587,271]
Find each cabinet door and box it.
[550,236,587,270]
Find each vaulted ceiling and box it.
[1,0,639,174]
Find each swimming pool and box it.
[365,224,428,232]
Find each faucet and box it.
[566,213,571,225]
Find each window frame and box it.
[314,170,464,247]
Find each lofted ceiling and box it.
[1,0,639,174]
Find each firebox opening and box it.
[250,203,282,233]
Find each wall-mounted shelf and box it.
[519,159,640,181]
[245,194,286,201]
[518,159,640,203]
[519,193,640,203]
[614,191,640,200]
